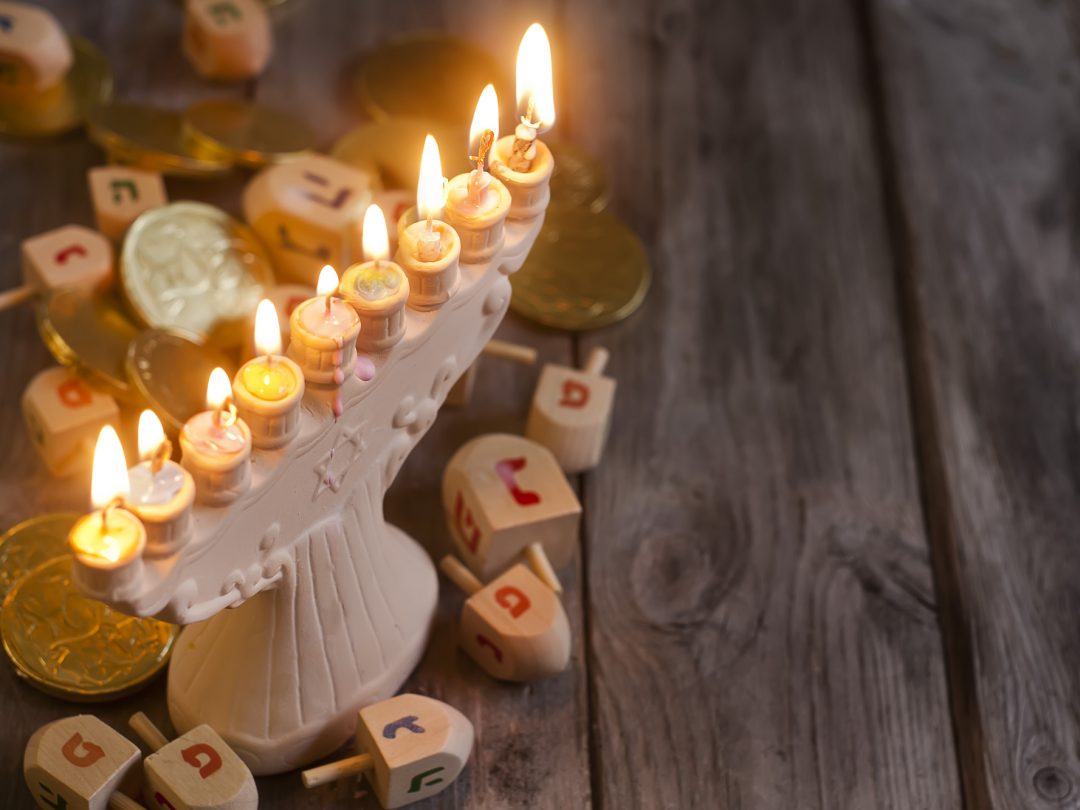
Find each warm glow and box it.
[254,298,282,357]
[316,265,339,297]
[137,410,166,461]
[206,367,232,411]
[417,134,445,221]
[517,23,555,130]
[362,204,389,262]
[469,83,499,162]
[91,425,130,509]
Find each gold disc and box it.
[37,287,140,402]
[353,33,511,125]
[87,101,233,178]
[548,141,610,213]
[183,99,316,168]
[2,557,178,701]
[127,329,237,435]
[0,36,113,139]
[510,205,651,331]
[331,117,468,192]
[121,201,275,342]
[0,513,79,601]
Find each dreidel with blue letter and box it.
[300,693,474,808]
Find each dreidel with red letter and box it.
[0,224,113,311]
[300,693,474,808]
[526,347,616,473]
[23,715,145,810]
[440,554,571,682]
[127,713,256,810]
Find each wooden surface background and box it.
[0,0,1072,807]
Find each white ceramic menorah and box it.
[72,207,545,776]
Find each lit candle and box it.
[444,84,512,263]
[286,265,363,386]
[395,135,462,309]
[491,23,557,219]
[180,367,253,505]
[69,425,146,593]
[341,204,410,352]
[127,410,196,557]
[233,299,305,448]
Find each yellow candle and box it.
[234,299,305,448]
[69,509,144,565]
[241,360,298,401]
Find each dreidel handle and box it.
[108,792,148,810]
[301,752,375,788]
[525,542,563,594]
[128,712,169,752]
[482,338,538,366]
[439,555,484,596]
[583,347,609,376]
[0,284,32,312]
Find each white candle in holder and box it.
[127,410,195,557]
[234,299,305,448]
[287,265,362,385]
[180,367,253,505]
[341,204,410,352]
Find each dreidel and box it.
[0,1,72,95]
[440,553,571,682]
[127,713,257,810]
[183,0,271,80]
[443,338,539,408]
[87,166,168,242]
[526,347,616,473]
[23,366,120,476]
[23,714,144,810]
[0,224,113,311]
[300,693,474,808]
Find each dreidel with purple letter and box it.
[526,347,616,473]
[300,693,474,808]
[23,715,145,810]
[440,553,571,682]
[128,713,256,810]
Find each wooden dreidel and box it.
[0,224,116,311]
[88,167,168,243]
[439,555,570,681]
[444,338,537,408]
[24,714,142,810]
[183,0,271,81]
[442,433,581,579]
[525,347,616,473]
[0,1,72,95]
[128,712,257,810]
[300,693,474,808]
[22,367,119,476]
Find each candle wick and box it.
[468,129,494,204]
[426,217,433,234]
[325,294,332,317]
[525,94,536,127]
[151,439,171,475]
[101,495,123,535]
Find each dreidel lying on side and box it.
[526,347,616,473]
[443,338,539,408]
[0,224,113,311]
[440,553,571,682]
[24,714,145,810]
[128,713,257,810]
[300,693,474,808]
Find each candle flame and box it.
[316,265,339,297]
[137,410,166,461]
[417,134,446,221]
[254,298,282,357]
[206,367,232,411]
[517,23,555,130]
[469,83,499,164]
[91,425,129,510]
[362,204,389,262]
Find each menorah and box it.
[71,209,545,776]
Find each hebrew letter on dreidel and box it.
[181,743,223,778]
[54,245,88,264]
[559,379,590,408]
[0,16,13,33]
[495,585,530,618]
[208,1,241,24]
[302,171,352,210]
[454,492,482,553]
[61,733,106,768]
[383,716,425,740]
[57,378,93,408]
[110,180,138,204]
[407,767,445,794]
[495,457,541,506]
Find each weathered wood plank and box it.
[564,0,961,806]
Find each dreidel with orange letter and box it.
[127,713,256,810]
[23,714,146,810]
[300,693,474,808]
[440,553,571,682]
[526,347,616,473]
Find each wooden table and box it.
[2,0,1074,807]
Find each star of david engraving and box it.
[313,422,366,498]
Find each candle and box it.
[127,410,195,557]
[233,299,305,448]
[491,23,556,219]
[69,425,146,593]
[395,135,461,310]
[287,265,363,385]
[444,84,512,263]
[341,204,410,352]
[180,367,253,505]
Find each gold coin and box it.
[37,287,140,402]
[88,101,233,178]
[548,140,610,213]
[353,33,511,125]
[183,99,316,168]
[510,205,651,331]
[121,201,275,342]
[2,557,177,701]
[331,117,468,192]
[0,36,113,138]
[127,329,237,435]
[0,514,79,601]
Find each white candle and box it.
[287,265,363,386]
[341,204,410,351]
[127,410,195,557]
[180,367,253,505]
